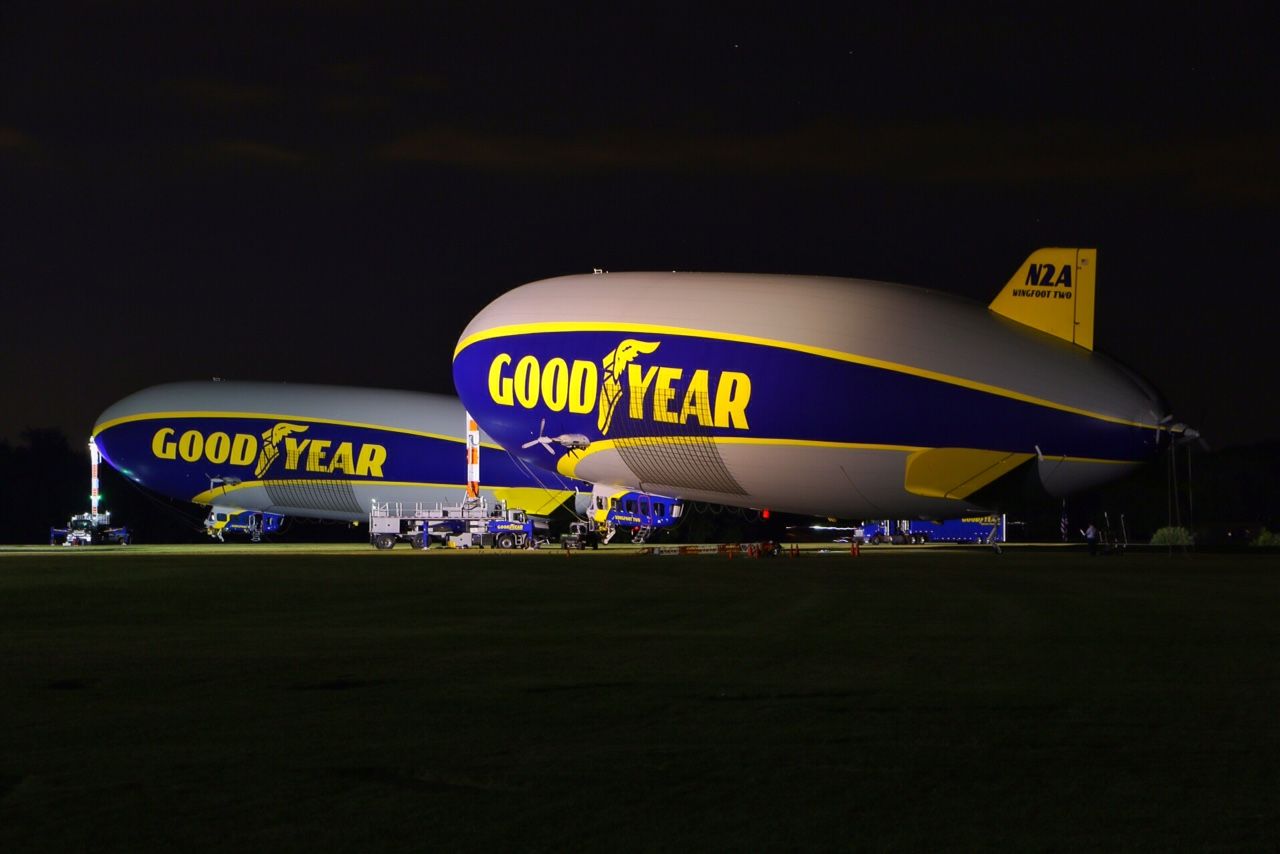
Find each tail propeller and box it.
[1170,422,1209,451]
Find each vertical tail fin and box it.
[988,248,1096,350]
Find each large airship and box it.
[452,248,1178,520]
[92,380,584,526]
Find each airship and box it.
[92,380,585,528]
[452,248,1179,520]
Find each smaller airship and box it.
[91,380,586,526]
[452,248,1179,520]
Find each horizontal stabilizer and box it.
[904,448,1036,500]
[490,486,575,517]
[989,248,1096,350]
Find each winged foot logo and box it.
[486,338,752,436]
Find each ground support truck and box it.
[50,437,130,545]
[369,497,544,550]
[50,512,130,546]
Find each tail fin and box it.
[988,248,1096,350]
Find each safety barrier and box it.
[640,542,803,559]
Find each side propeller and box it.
[521,419,592,456]
[522,419,557,455]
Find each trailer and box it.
[368,497,545,550]
[857,515,1006,545]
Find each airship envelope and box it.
[452,249,1170,519]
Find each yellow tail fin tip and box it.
[988,248,1096,350]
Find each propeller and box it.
[1162,411,1211,541]
[1169,422,1209,451]
[1159,413,1208,451]
[521,418,592,456]
[522,419,557,455]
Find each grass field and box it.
[1,546,1276,851]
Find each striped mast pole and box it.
[89,437,102,521]
[465,413,481,504]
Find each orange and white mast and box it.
[465,412,480,502]
[89,437,102,521]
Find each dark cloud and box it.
[2,4,1277,447]
[377,121,1280,205]
[202,139,312,167]
[0,128,38,150]
[166,79,282,111]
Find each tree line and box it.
[3,429,1277,545]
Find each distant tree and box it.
[1252,528,1280,547]
[0,429,84,544]
[1150,526,1194,546]
[0,428,207,544]
[1087,443,1280,543]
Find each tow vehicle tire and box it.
[373,534,395,550]
[872,534,884,545]
[409,535,425,550]
[496,533,516,549]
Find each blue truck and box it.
[857,515,1006,545]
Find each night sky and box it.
[4,5,1277,448]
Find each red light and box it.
[762,508,770,519]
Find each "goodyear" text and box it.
[150,427,387,477]
[487,353,752,430]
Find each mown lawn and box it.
[1,548,1276,850]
